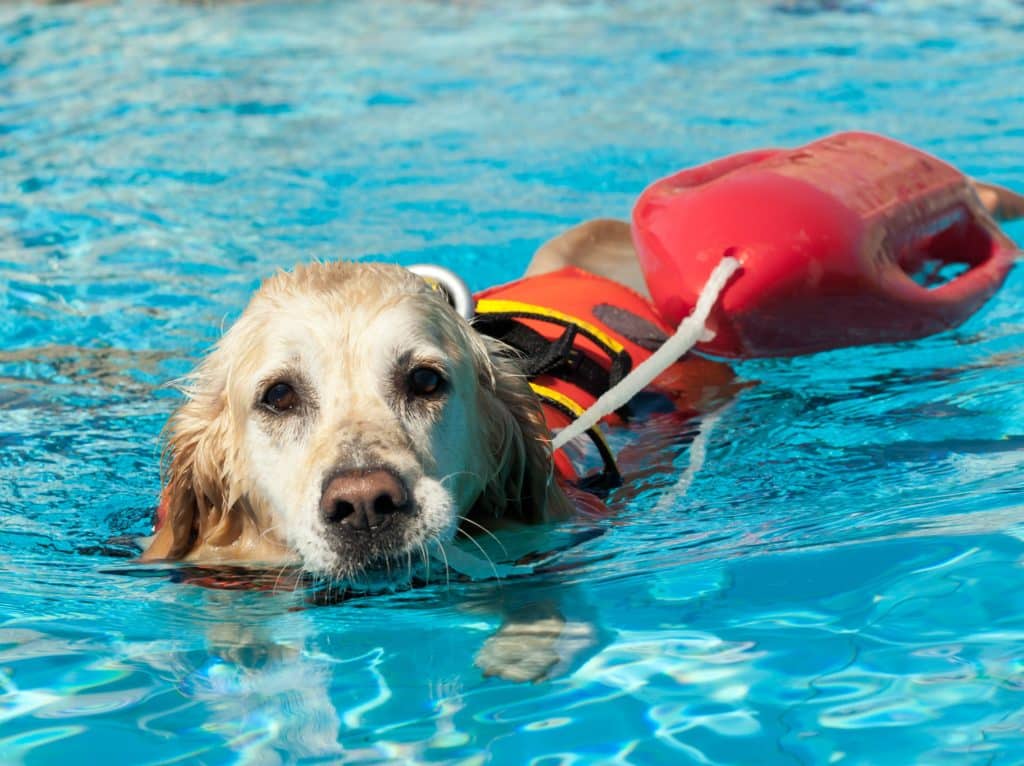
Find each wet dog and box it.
[141,262,573,580]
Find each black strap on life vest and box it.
[528,385,623,492]
[473,305,632,492]
[472,312,633,413]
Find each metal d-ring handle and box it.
[407,264,475,321]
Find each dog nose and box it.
[319,469,409,532]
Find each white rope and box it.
[551,256,741,451]
[652,400,734,512]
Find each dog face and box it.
[143,262,567,581]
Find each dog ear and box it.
[141,378,245,561]
[474,338,573,524]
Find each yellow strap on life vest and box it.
[475,299,626,355]
[474,300,625,489]
[529,382,616,465]
[529,382,585,416]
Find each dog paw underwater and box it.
[138,261,579,596]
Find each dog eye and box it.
[408,366,446,397]
[262,382,299,412]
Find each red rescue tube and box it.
[632,131,1019,358]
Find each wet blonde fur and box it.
[142,262,570,573]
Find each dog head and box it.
[142,262,569,580]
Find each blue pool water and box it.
[2,0,1024,762]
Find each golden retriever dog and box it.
[141,262,573,582]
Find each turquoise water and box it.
[2,0,1024,762]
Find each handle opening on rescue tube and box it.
[894,203,1002,290]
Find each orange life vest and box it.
[473,266,729,487]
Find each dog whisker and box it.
[437,470,483,487]
[271,562,292,593]
[453,528,502,584]
[419,541,432,586]
[258,523,285,542]
[429,535,451,590]
[455,515,509,557]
